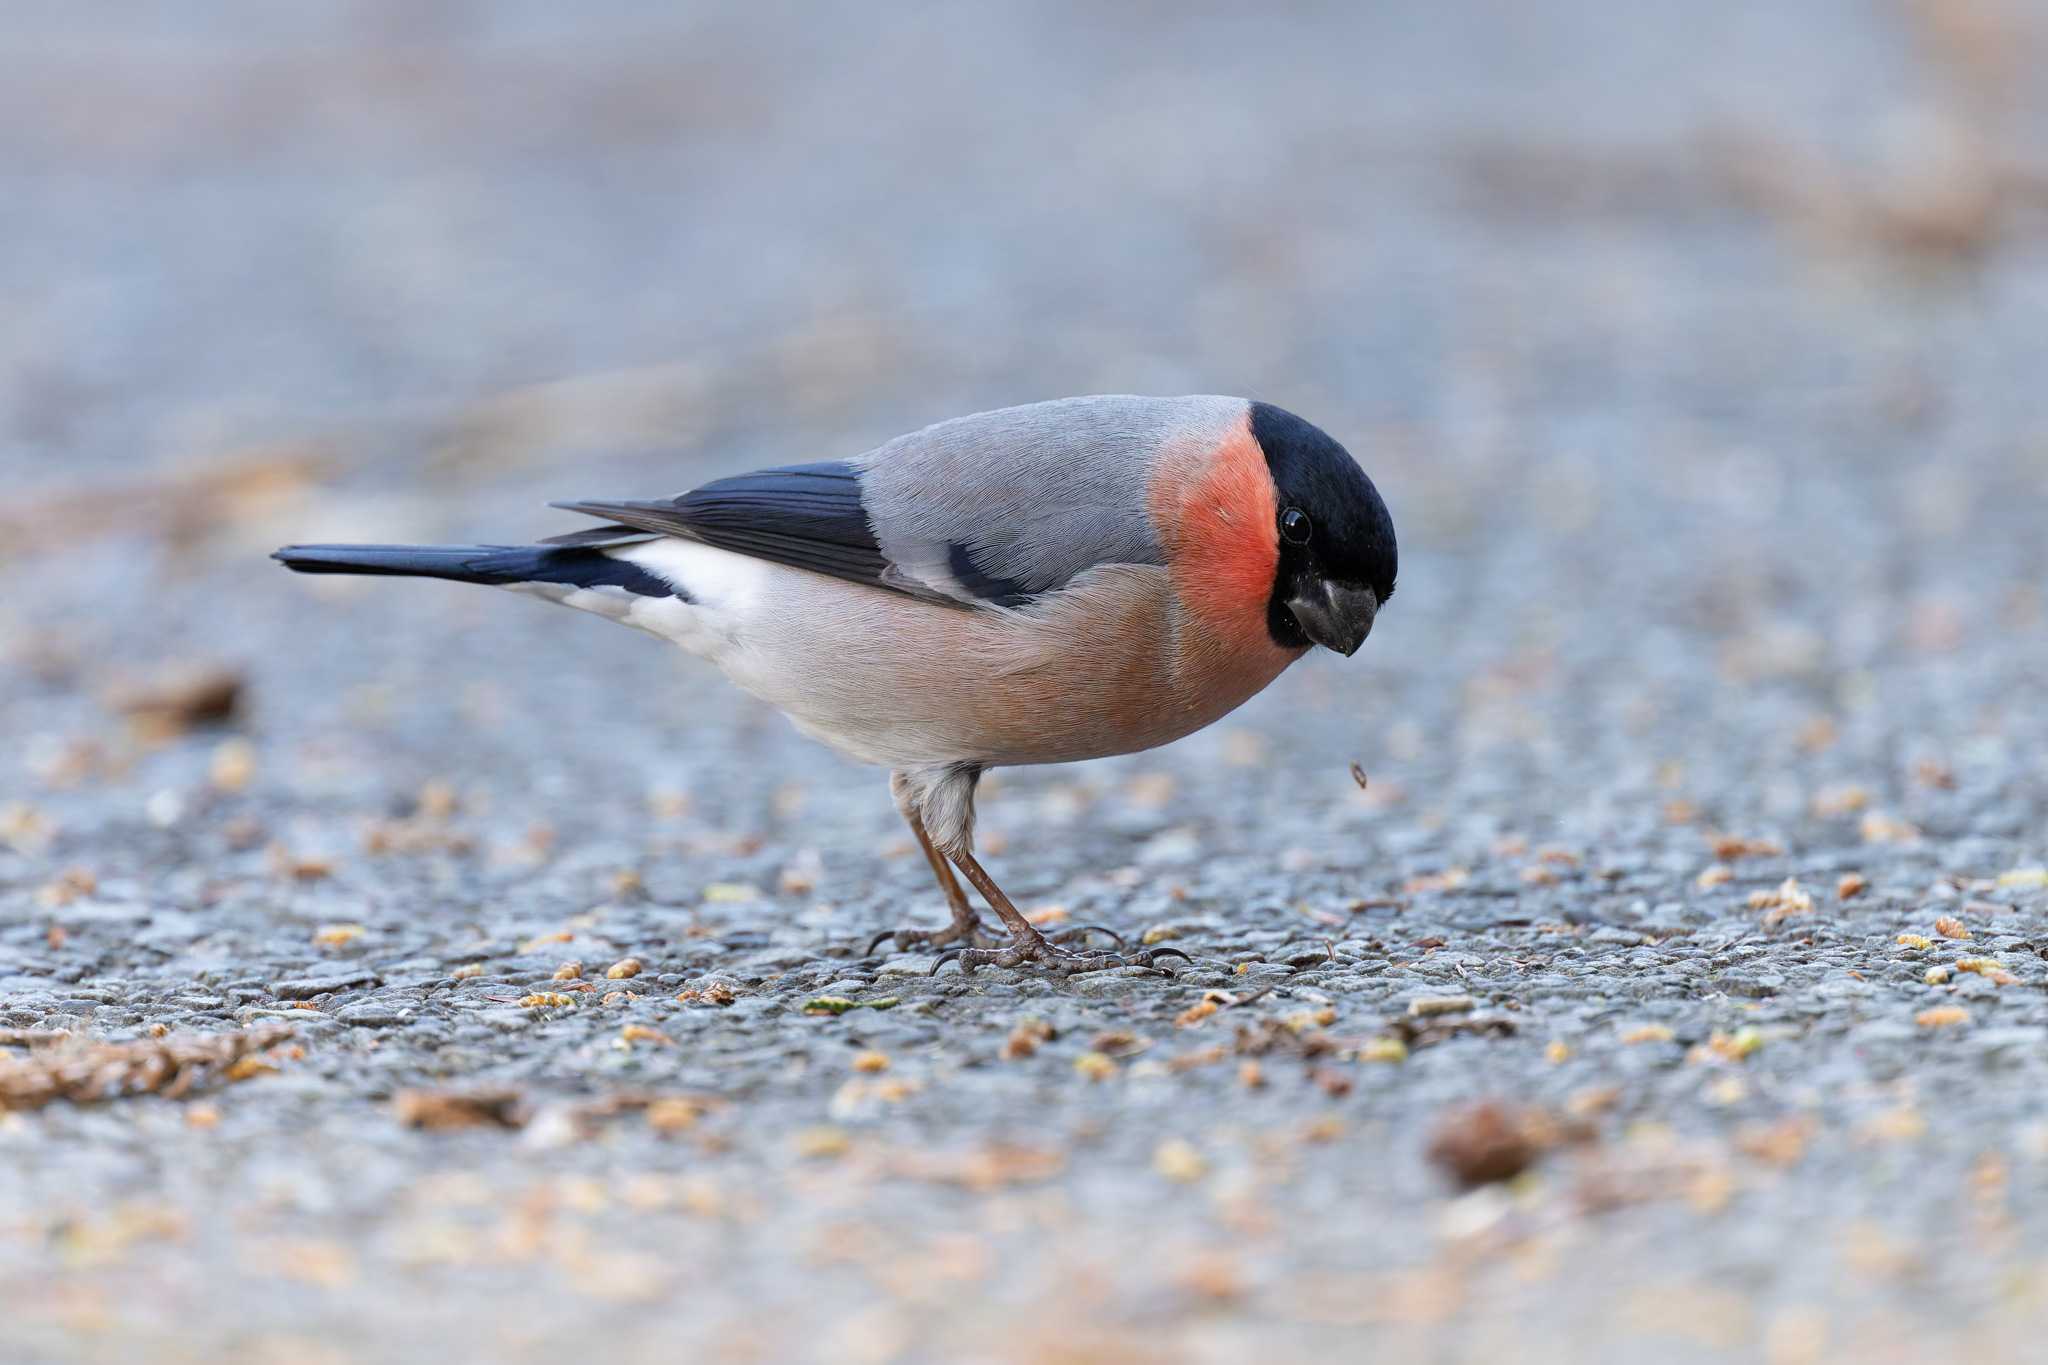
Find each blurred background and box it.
[4,3,2048,1363]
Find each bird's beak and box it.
[1288,581,1378,657]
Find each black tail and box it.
[272,544,680,598]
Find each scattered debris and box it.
[1861,813,1921,844]
[1001,1019,1055,1060]
[1916,1006,1970,1029]
[802,995,899,1016]
[109,664,244,741]
[312,923,365,948]
[0,1025,295,1112]
[1707,832,1784,860]
[393,1088,529,1131]
[1427,1100,1592,1188]
[1749,877,1814,926]
[1153,1139,1208,1183]
[1934,915,1971,940]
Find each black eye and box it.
[1280,508,1312,545]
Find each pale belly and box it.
[643,546,1302,771]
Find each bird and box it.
[274,395,1396,976]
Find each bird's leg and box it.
[865,797,995,956]
[931,846,1188,978]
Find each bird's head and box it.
[1251,402,1397,656]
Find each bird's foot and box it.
[868,920,1124,958]
[930,929,1185,977]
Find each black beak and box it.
[1288,582,1378,657]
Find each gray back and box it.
[856,394,1246,604]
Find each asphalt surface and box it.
[4,3,2048,1362]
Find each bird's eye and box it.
[1280,508,1312,545]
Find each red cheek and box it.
[1155,423,1280,636]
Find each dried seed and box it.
[1935,916,1970,940]
[1915,1006,1969,1029]
[1153,1139,1207,1182]
[605,958,643,980]
[618,1025,673,1047]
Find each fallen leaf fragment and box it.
[111,665,244,740]
[1708,833,1784,860]
[1427,1101,1588,1188]
[393,1088,528,1131]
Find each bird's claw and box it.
[929,936,1189,977]
[864,921,995,957]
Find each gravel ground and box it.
[5,4,2048,1362]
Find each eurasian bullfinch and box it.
[275,395,1397,975]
